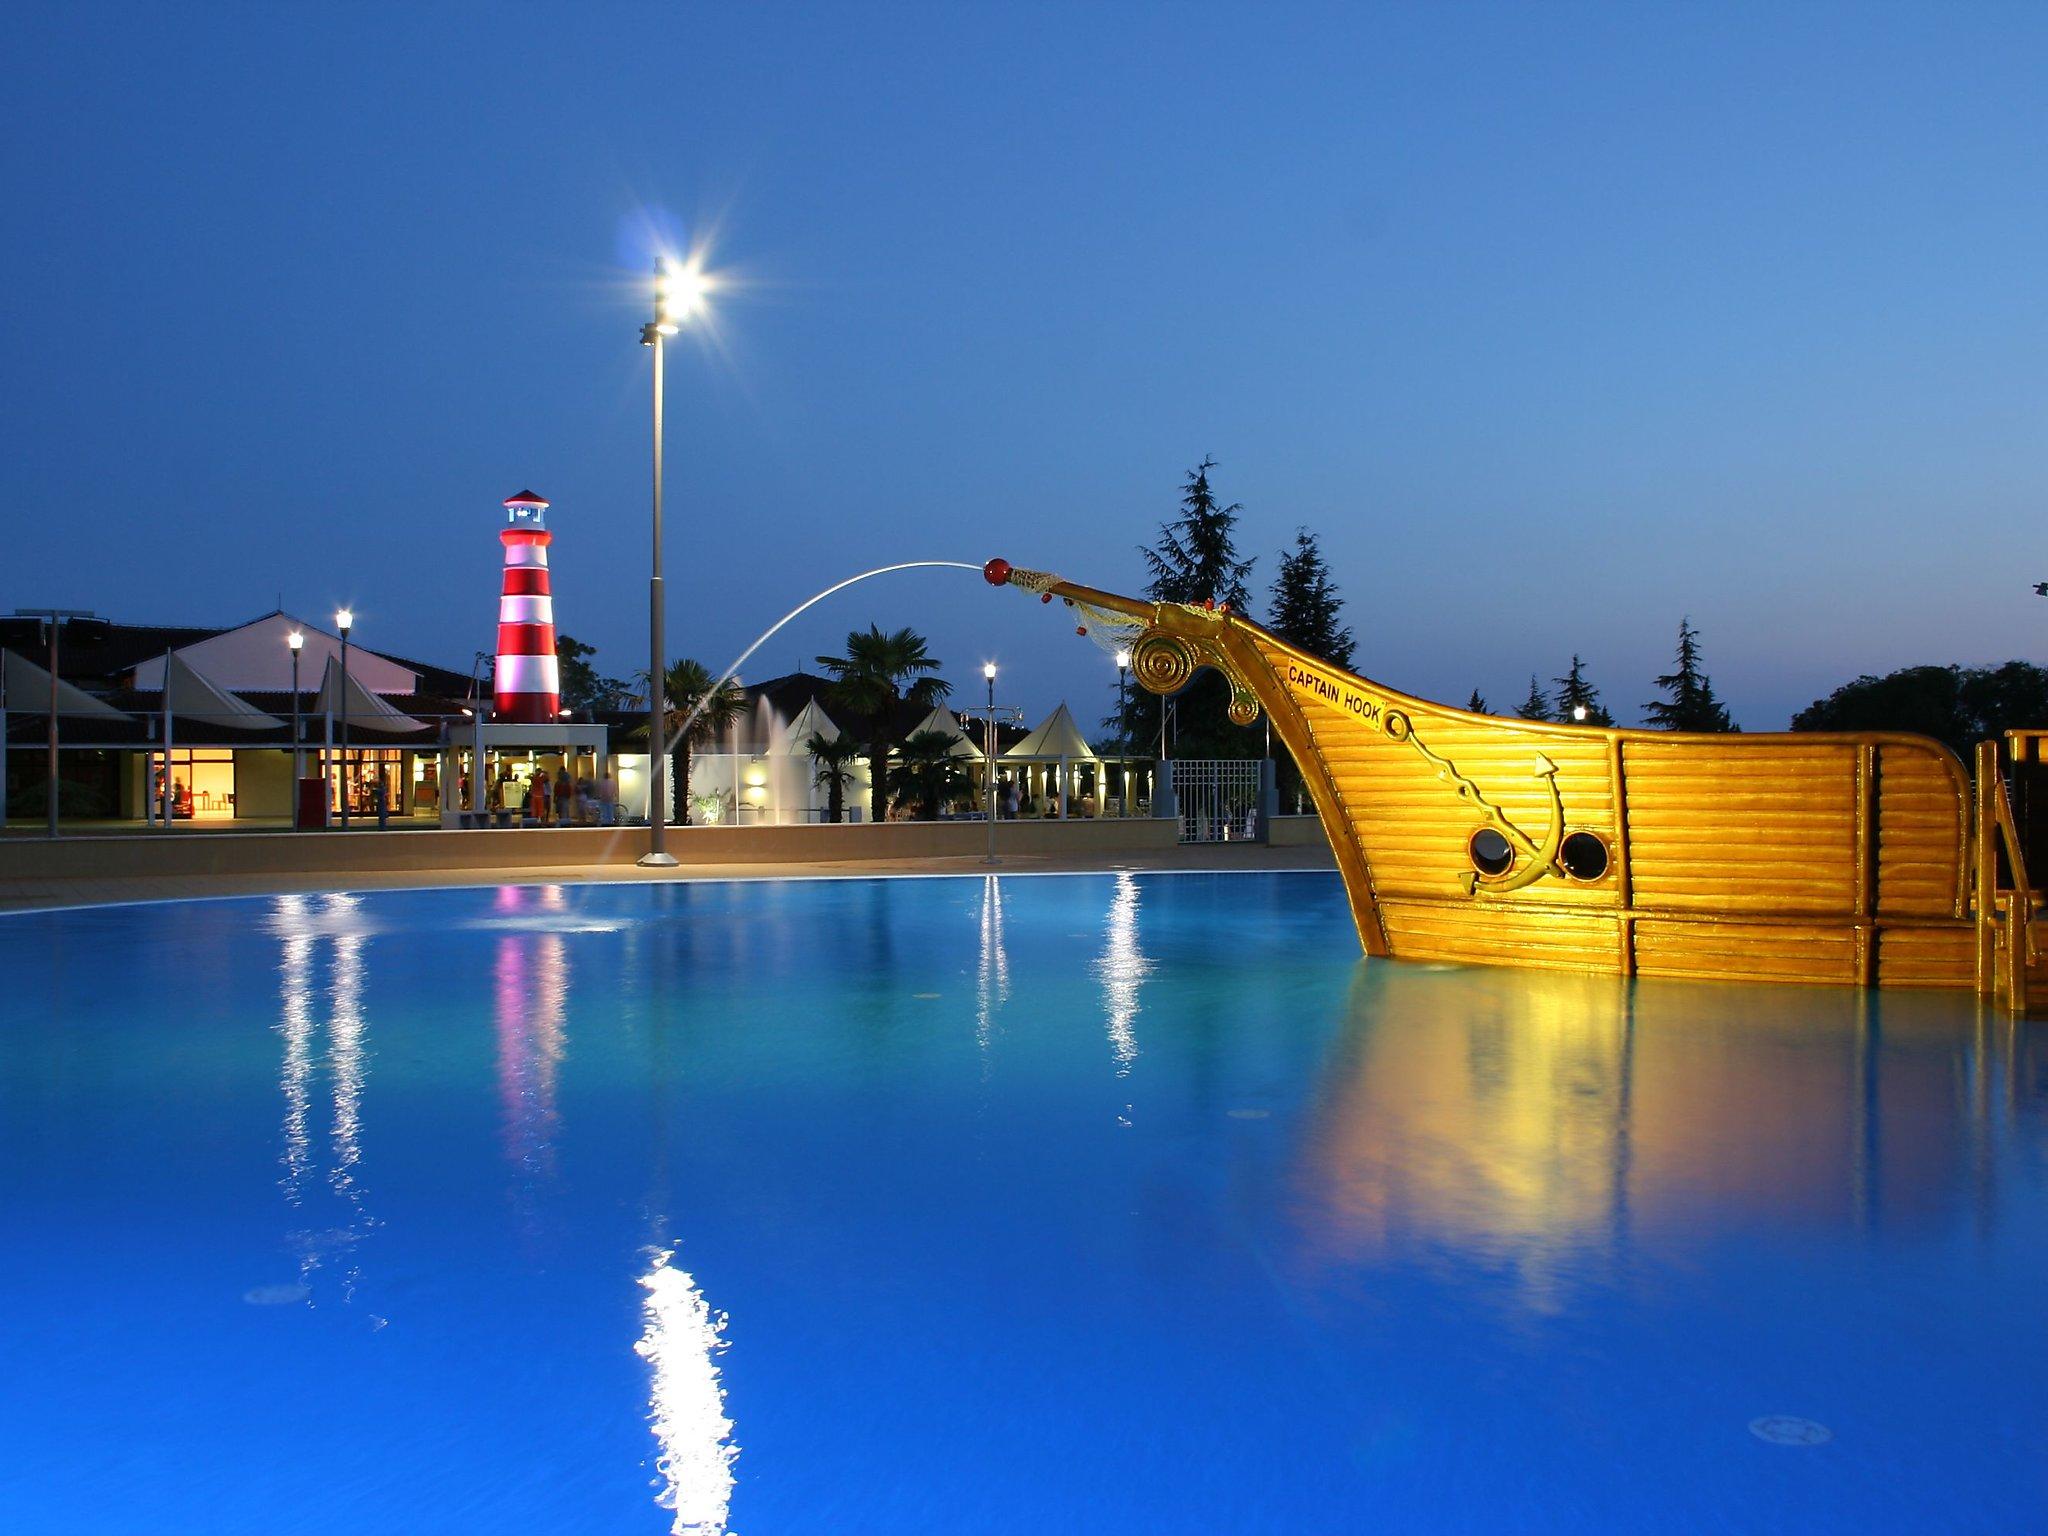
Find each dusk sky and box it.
[6,3,2046,729]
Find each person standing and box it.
[555,766,576,826]
[597,767,619,825]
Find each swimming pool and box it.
[1,872,2043,1532]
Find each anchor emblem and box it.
[1384,712,1566,896]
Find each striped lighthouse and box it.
[493,490,560,723]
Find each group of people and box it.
[993,777,1098,820]
[493,764,619,827]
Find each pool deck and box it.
[0,837,1335,913]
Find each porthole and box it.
[1469,828,1515,878]
[1559,830,1611,882]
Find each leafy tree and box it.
[1267,528,1354,668]
[1553,656,1614,726]
[817,625,950,826]
[1792,661,2048,761]
[640,659,744,826]
[1115,457,1259,758]
[1515,676,1553,722]
[1642,619,1735,731]
[805,732,861,824]
[889,729,970,820]
[1467,690,1489,715]
[556,635,634,713]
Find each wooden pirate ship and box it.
[984,559,2045,1010]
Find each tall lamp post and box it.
[11,607,100,839]
[639,258,707,868]
[336,609,353,829]
[1115,648,1130,814]
[287,629,304,826]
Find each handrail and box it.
[1976,738,2037,1012]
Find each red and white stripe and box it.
[495,494,559,723]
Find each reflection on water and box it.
[1295,967,2015,1305]
[636,1246,739,1536]
[1094,872,1148,1077]
[271,892,377,1299]
[976,875,1009,1055]
[492,886,570,1178]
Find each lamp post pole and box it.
[638,259,700,868]
[12,608,97,839]
[287,630,303,826]
[983,662,999,864]
[1115,648,1130,814]
[336,609,353,829]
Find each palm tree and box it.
[638,659,745,826]
[805,732,861,823]
[816,625,950,826]
[889,729,969,820]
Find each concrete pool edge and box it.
[0,840,1338,917]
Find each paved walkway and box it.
[0,842,1335,913]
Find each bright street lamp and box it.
[335,609,353,829]
[637,258,710,869]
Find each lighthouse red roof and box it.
[502,489,549,507]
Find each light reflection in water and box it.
[271,891,377,1299]
[1293,967,2005,1309]
[636,1246,739,1536]
[275,895,314,1208]
[1094,872,1148,1076]
[492,886,570,1176]
[976,875,1009,1054]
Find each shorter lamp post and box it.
[287,629,304,826]
[983,662,999,863]
[336,609,353,828]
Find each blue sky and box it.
[4,2,2045,728]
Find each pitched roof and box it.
[503,489,549,505]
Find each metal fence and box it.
[1171,759,1264,843]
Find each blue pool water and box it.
[2,872,2045,1533]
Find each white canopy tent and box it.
[0,648,128,830]
[772,697,842,753]
[1004,702,1098,817]
[904,705,984,759]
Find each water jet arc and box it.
[663,560,982,756]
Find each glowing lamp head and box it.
[982,557,1012,587]
[983,662,997,681]
[655,260,708,332]
[1572,704,1588,721]
[335,608,353,634]
[1115,649,1131,669]
[287,630,304,652]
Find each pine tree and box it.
[1140,457,1255,612]
[1553,656,1615,726]
[1267,528,1354,668]
[1467,690,1489,714]
[1642,618,1735,731]
[1113,457,1259,758]
[1515,676,1552,721]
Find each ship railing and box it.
[1976,737,2042,1012]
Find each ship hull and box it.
[1000,566,1978,992]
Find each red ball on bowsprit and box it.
[982,558,1012,586]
